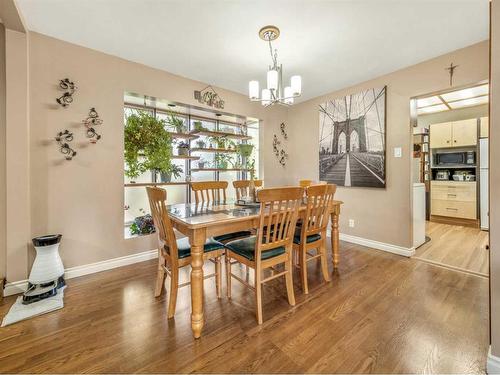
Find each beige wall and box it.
[286,41,489,248]
[0,24,6,279]
[490,0,500,358]
[28,32,287,270]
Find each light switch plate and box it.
[394,147,402,158]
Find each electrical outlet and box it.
[349,219,355,228]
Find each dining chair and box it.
[299,179,313,188]
[146,186,225,318]
[225,186,303,324]
[293,184,336,294]
[191,180,252,242]
[233,179,263,200]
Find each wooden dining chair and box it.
[225,186,303,324]
[299,179,313,188]
[293,184,336,294]
[191,180,252,242]
[191,181,228,204]
[146,186,225,318]
[233,179,263,200]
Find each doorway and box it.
[410,82,489,277]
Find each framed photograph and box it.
[319,86,386,188]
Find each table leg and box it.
[330,209,340,268]
[190,228,206,338]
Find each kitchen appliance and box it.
[480,138,489,230]
[436,170,451,180]
[435,150,475,166]
[452,170,475,181]
[22,234,65,305]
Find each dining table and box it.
[166,199,343,338]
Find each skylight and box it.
[416,83,489,115]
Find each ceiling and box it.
[16,0,489,102]
[417,83,489,115]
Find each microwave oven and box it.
[435,151,475,166]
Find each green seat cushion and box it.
[214,231,252,242]
[170,237,224,259]
[293,231,321,244]
[225,236,285,261]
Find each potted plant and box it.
[215,153,232,169]
[197,159,206,169]
[160,164,183,182]
[177,141,190,156]
[166,112,187,133]
[236,143,254,158]
[130,208,156,236]
[193,121,208,132]
[124,111,173,180]
[196,139,206,149]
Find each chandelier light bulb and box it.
[267,69,279,91]
[262,88,271,106]
[291,75,302,96]
[284,86,294,104]
[249,80,259,100]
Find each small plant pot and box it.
[196,141,206,149]
[178,147,189,156]
[160,171,172,183]
[198,162,205,169]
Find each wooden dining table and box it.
[166,200,343,338]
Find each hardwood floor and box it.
[414,221,489,276]
[0,241,489,373]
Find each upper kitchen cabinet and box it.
[452,119,477,146]
[430,119,477,148]
[430,122,453,148]
[480,116,489,138]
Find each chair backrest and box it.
[191,181,228,204]
[299,179,313,188]
[233,179,263,200]
[301,184,337,238]
[146,187,179,263]
[256,187,304,260]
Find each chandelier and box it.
[248,26,302,107]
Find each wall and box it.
[490,0,500,360]
[28,32,287,271]
[0,24,6,280]
[286,41,489,248]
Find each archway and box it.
[338,132,346,154]
[349,130,360,152]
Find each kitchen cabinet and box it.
[452,119,477,146]
[431,181,476,220]
[480,116,489,138]
[430,122,452,148]
[429,119,477,148]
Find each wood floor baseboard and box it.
[4,248,158,297]
[339,233,415,257]
[430,215,479,228]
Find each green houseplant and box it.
[124,111,173,179]
[166,112,187,133]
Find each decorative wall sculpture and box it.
[56,78,77,107]
[82,107,103,143]
[55,130,77,160]
[319,86,386,188]
[273,122,288,167]
[194,85,225,109]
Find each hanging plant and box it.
[124,111,173,179]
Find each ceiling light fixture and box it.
[249,25,301,107]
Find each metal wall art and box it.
[194,85,225,109]
[280,122,288,139]
[55,130,77,160]
[56,78,77,107]
[273,131,288,167]
[82,107,103,143]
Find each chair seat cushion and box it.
[293,230,322,244]
[171,237,224,259]
[214,231,252,242]
[225,236,285,261]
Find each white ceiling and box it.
[16,0,489,102]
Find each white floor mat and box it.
[1,288,65,327]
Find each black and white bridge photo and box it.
[319,87,386,188]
